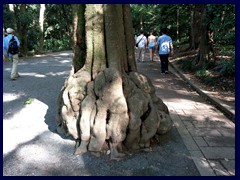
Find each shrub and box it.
[218,58,235,77]
[195,69,210,78]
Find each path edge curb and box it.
[169,61,235,122]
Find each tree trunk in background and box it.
[19,4,28,56]
[196,4,211,65]
[190,5,202,50]
[8,4,17,32]
[39,4,45,53]
[56,4,172,160]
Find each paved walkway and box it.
[137,52,235,176]
[3,51,235,176]
[3,51,199,176]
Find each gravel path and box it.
[3,51,200,176]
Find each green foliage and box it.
[4,4,72,54]
[43,4,72,51]
[3,5,15,29]
[27,24,40,51]
[24,98,33,105]
[131,4,191,40]
[218,58,235,77]
[207,4,235,46]
[4,3,235,62]
[44,36,72,52]
[195,69,210,78]
[131,4,234,49]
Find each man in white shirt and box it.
[136,30,147,63]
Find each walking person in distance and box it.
[156,28,174,74]
[3,28,20,80]
[136,30,147,63]
[148,31,157,62]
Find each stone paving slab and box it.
[187,127,222,137]
[200,147,235,159]
[193,137,208,147]
[208,160,231,176]
[221,160,235,175]
[204,136,235,147]
[189,150,215,176]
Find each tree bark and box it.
[104,5,125,72]
[122,4,137,72]
[56,4,172,160]
[196,4,211,65]
[72,4,86,73]
[189,5,202,50]
[39,4,45,53]
[19,4,28,56]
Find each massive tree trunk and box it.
[56,4,172,160]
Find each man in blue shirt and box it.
[156,28,174,74]
[3,28,21,80]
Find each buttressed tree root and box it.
[56,67,173,160]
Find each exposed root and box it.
[56,67,173,159]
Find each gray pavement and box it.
[137,52,235,176]
[3,50,235,176]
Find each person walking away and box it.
[3,28,20,80]
[156,28,174,74]
[148,31,157,61]
[136,30,147,63]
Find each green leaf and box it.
[24,98,33,105]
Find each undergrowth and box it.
[175,51,235,91]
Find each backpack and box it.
[8,36,19,55]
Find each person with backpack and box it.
[3,28,20,80]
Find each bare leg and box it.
[149,49,153,61]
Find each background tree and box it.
[189,5,202,50]
[8,4,17,31]
[56,4,172,160]
[19,4,28,56]
[39,4,45,53]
